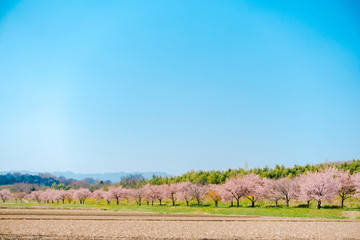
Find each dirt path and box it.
[0,209,359,239]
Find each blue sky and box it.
[0,0,359,175]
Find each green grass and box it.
[2,198,359,219]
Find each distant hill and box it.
[0,171,171,182]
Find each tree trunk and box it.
[317,200,321,209]
[197,200,200,207]
[172,200,175,206]
[151,200,153,206]
[230,201,233,207]
[275,200,278,207]
[159,200,162,206]
[215,201,218,207]
[251,201,255,207]
[341,198,344,209]
[138,201,141,206]
[286,198,289,207]
[236,199,240,207]
[186,200,189,206]
[62,199,65,204]
[116,199,119,205]
[307,200,310,208]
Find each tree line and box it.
[0,173,111,192]
[146,159,360,186]
[1,159,359,192]
[1,167,360,209]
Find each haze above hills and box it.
[0,170,171,182]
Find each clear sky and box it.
[0,0,359,175]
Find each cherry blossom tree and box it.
[39,190,47,203]
[74,188,91,204]
[50,189,59,203]
[352,172,360,201]
[13,192,27,203]
[337,169,356,208]
[166,183,181,206]
[52,189,60,203]
[207,184,222,207]
[56,190,68,204]
[122,188,131,204]
[262,178,282,207]
[242,173,264,207]
[218,184,234,207]
[108,186,127,205]
[273,177,299,207]
[41,189,56,203]
[92,189,105,202]
[131,187,144,206]
[143,184,157,206]
[0,189,13,202]
[103,191,113,204]
[300,168,341,209]
[142,184,165,206]
[28,190,42,203]
[153,185,167,206]
[188,184,208,207]
[221,176,250,207]
[177,182,193,206]
[65,189,75,204]
[298,174,314,208]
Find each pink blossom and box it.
[353,172,360,200]
[108,186,128,205]
[0,189,13,202]
[337,169,356,208]
[241,173,264,207]
[262,178,283,207]
[92,189,106,202]
[188,184,208,207]
[272,177,299,207]
[28,190,42,203]
[298,174,314,208]
[300,168,341,209]
[130,187,144,206]
[177,182,193,206]
[74,188,91,204]
[166,183,181,206]
[222,175,253,207]
[217,184,235,207]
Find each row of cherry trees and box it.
[1,168,360,209]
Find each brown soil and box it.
[0,208,359,239]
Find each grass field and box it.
[1,198,359,219]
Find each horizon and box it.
[1,0,359,175]
[2,158,358,177]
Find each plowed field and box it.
[0,208,359,239]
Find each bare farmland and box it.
[0,208,359,239]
